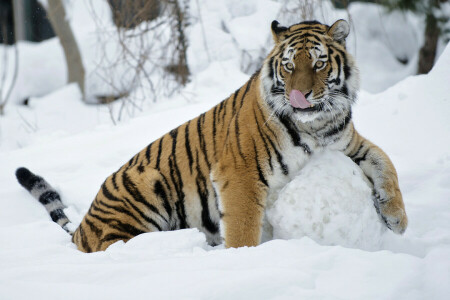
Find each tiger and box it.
[16,19,407,253]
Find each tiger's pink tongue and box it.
[289,89,311,109]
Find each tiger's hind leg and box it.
[73,166,174,252]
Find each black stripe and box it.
[253,106,273,171]
[234,112,246,161]
[274,59,281,86]
[137,162,145,174]
[121,196,163,231]
[78,225,92,252]
[239,77,253,109]
[268,57,274,81]
[218,100,225,121]
[49,209,67,223]
[354,150,368,165]
[184,121,194,174]
[91,202,114,216]
[160,173,173,201]
[222,96,230,121]
[96,198,145,227]
[111,172,119,190]
[133,153,140,167]
[212,106,218,160]
[154,180,172,218]
[343,64,351,78]
[122,172,167,223]
[84,216,103,238]
[255,102,280,148]
[170,127,178,149]
[278,115,311,154]
[323,111,352,138]
[155,136,164,170]
[285,31,323,40]
[331,46,350,80]
[197,114,211,170]
[195,164,219,234]
[127,156,134,167]
[145,142,153,164]
[103,233,131,243]
[168,136,188,229]
[340,84,349,97]
[90,211,148,236]
[252,139,268,187]
[232,88,240,114]
[334,55,342,83]
[255,105,287,174]
[350,144,364,159]
[102,183,121,202]
[109,221,146,237]
[263,128,288,175]
[38,190,60,205]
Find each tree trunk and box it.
[169,0,190,85]
[46,0,85,98]
[418,13,439,74]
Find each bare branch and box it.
[0,21,19,115]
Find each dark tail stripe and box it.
[49,209,67,223]
[38,190,60,205]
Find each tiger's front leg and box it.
[344,125,408,234]
[213,165,268,248]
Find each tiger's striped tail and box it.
[15,167,73,234]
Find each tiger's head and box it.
[261,20,359,123]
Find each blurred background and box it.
[0,0,449,149]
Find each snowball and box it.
[267,150,386,250]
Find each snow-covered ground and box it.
[1,1,450,299]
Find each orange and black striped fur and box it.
[16,20,407,252]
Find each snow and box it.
[1,1,450,299]
[268,150,385,251]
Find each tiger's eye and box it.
[286,62,294,70]
[315,60,325,69]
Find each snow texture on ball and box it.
[267,150,386,250]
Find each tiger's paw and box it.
[374,192,408,234]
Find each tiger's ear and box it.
[327,19,349,44]
[271,20,288,44]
